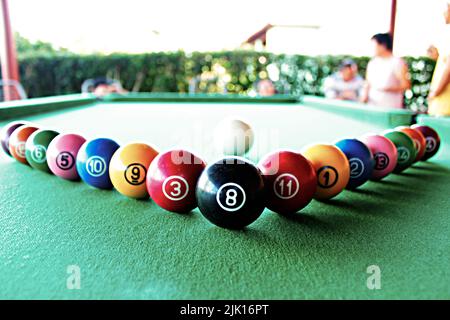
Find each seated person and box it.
[83,77,127,97]
[257,79,276,97]
[323,59,364,101]
[428,2,450,117]
[360,33,411,108]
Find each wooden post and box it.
[0,0,20,101]
[389,0,397,50]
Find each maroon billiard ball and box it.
[0,121,29,156]
[147,150,206,213]
[258,150,317,215]
[410,125,441,161]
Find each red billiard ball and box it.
[258,150,317,214]
[147,150,206,213]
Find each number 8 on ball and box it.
[196,157,265,229]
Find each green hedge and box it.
[18,51,435,111]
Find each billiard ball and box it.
[395,126,426,162]
[76,138,120,189]
[8,125,39,164]
[147,149,206,213]
[258,150,316,214]
[109,143,158,199]
[335,138,374,189]
[25,129,60,172]
[47,133,87,180]
[382,130,416,173]
[1,121,28,156]
[214,119,254,156]
[410,125,441,161]
[360,135,397,180]
[196,157,265,229]
[302,144,350,200]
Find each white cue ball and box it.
[215,119,254,156]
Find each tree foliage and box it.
[17,48,435,111]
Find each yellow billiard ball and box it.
[109,143,158,199]
[302,144,350,200]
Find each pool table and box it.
[0,93,449,300]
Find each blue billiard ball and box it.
[335,138,374,189]
[76,138,120,189]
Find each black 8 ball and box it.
[196,157,266,229]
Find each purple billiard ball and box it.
[1,121,29,156]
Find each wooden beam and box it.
[0,0,20,100]
[244,24,273,45]
[389,0,397,48]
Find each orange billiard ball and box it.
[395,126,426,162]
[9,125,39,164]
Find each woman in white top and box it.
[361,33,411,109]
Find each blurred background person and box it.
[361,33,410,108]
[427,1,450,117]
[257,79,276,96]
[82,77,127,97]
[323,59,364,101]
[427,45,439,61]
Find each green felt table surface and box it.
[0,94,449,299]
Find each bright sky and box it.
[8,0,448,56]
